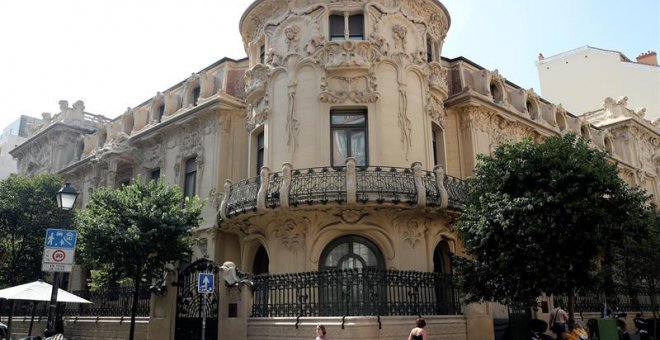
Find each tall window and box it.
[256,132,265,175]
[329,14,364,41]
[184,158,197,198]
[331,110,367,166]
[432,124,445,168]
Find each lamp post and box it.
[45,183,78,337]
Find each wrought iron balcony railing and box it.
[220,159,469,220]
[250,268,460,328]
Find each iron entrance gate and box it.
[175,259,220,340]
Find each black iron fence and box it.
[62,286,151,317]
[556,284,660,314]
[250,268,461,319]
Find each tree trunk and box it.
[129,278,141,340]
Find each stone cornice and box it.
[9,123,93,156]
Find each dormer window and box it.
[580,125,590,139]
[329,13,364,41]
[158,103,165,121]
[490,82,503,103]
[526,100,538,120]
[192,85,201,106]
[259,44,266,64]
[426,35,434,62]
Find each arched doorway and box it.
[319,235,385,315]
[433,240,454,314]
[251,245,270,316]
[252,245,269,274]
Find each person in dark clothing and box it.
[407,318,428,340]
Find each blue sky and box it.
[0,0,658,130]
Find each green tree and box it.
[454,134,654,316]
[76,180,203,340]
[0,174,69,288]
[616,213,659,319]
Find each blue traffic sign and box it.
[45,228,77,250]
[198,273,214,294]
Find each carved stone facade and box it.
[9,1,658,340]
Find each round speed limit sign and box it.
[52,249,66,262]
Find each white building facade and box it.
[537,46,660,120]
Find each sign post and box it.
[42,228,77,337]
[42,228,77,272]
[198,273,214,340]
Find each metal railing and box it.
[220,162,469,219]
[556,284,660,314]
[290,167,346,206]
[63,286,151,317]
[250,268,460,319]
[356,167,417,205]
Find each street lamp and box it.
[45,183,78,337]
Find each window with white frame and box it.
[329,13,364,41]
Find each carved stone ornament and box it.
[313,41,380,69]
[425,95,445,127]
[246,96,270,131]
[244,64,269,102]
[401,218,428,249]
[337,209,367,224]
[398,86,413,159]
[392,23,408,51]
[319,73,380,104]
[272,219,306,252]
[427,62,448,95]
[284,24,301,53]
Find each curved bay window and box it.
[331,110,367,167]
[319,235,385,316]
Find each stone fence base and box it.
[247,315,468,340]
[1,316,149,340]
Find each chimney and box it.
[636,51,657,66]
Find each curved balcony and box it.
[219,159,469,220]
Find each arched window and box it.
[253,245,269,274]
[319,235,385,316]
[490,82,503,103]
[526,100,538,120]
[555,112,567,131]
[320,235,384,271]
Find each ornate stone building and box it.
[10,1,659,339]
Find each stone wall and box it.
[247,315,467,340]
[3,316,149,340]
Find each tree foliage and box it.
[0,174,68,288]
[75,179,203,340]
[616,213,660,318]
[455,134,654,312]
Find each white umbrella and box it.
[0,280,92,337]
[0,280,91,304]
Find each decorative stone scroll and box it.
[318,72,380,104]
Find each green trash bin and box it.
[595,319,618,340]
